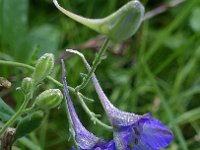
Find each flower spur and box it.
[65,49,174,150]
[61,59,116,150]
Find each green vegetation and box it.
[0,0,200,149]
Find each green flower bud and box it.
[33,89,63,110]
[53,0,144,42]
[21,77,33,93]
[32,53,54,84]
[14,111,44,140]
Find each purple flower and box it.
[113,114,173,149]
[61,60,116,150]
[80,57,174,149]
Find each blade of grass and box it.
[172,46,200,96]
[175,107,200,125]
[141,58,188,150]
[144,0,199,63]
[153,34,199,75]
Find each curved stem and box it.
[0,60,35,70]
[0,95,29,136]
[53,0,101,33]
[77,94,112,131]
[22,106,38,115]
[75,38,110,92]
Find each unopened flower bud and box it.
[53,0,144,42]
[32,53,54,84]
[21,77,33,93]
[34,89,63,110]
[99,0,144,42]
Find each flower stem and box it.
[75,38,110,92]
[0,95,29,136]
[77,94,112,131]
[0,60,35,70]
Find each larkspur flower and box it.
[61,60,116,150]
[66,50,174,150]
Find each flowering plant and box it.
[1,0,196,149]
[61,50,173,150]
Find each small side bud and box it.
[33,89,63,110]
[21,77,33,93]
[32,53,54,84]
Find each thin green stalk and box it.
[77,94,112,131]
[75,38,110,92]
[141,58,188,150]
[22,105,36,114]
[0,95,29,136]
[0,60,35,70]
[62,98,79,150]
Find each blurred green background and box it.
[1,0,200,149]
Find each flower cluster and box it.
[61,59,173,150]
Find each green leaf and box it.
[0,0,28,59]
[0,97,15,122]
[28,25,61,55]
[14,111,44,140]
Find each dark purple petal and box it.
[113,114,173,149]
[71,146,76,150]
[62,60,116,150]
[128,139,155,150]
[138,117,174,149]
[91,140,116,150]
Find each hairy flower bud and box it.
[32,53,54,84]
[34,89,63,110]
[53,0,144,42]
[21,77,33,93]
